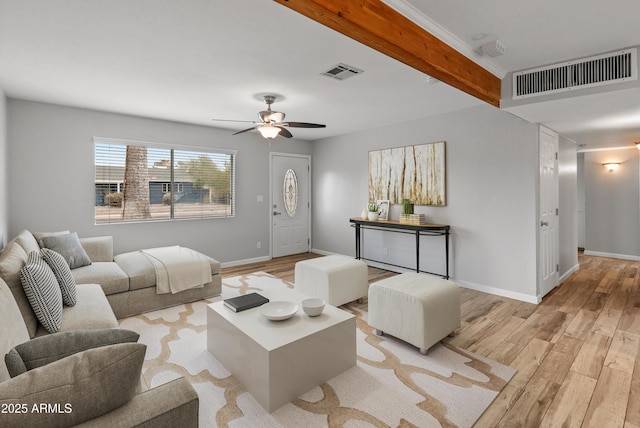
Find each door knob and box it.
[540,221,549,226]
[273,211,282,216]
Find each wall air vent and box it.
[513,48,637,99]
[321,63,364,81]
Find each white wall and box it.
[312,104,541,302]
[7,99,312,264]
[558,135,579,279]
[0,88,7,246]
[584,148,640,259]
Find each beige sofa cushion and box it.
[0,242,38,338]
[79,236,114,262]
[13,229,40,254]
[0,277,30,382]
[71,262,129,295]
[0,342,146,426]
[35,283,118,337]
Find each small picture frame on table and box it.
[377,200,390,220]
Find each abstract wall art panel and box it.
[368,141,446,206]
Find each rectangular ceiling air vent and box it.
[321,63,364,81]
[513,48,637,99]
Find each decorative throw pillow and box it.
[0,343,146,426]
[40,248,77,306]
[5,328,140,378]
[33,230,70,248]
[41,232,92,269]
[19,251,63,333]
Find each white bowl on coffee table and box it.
[301,298,325,317]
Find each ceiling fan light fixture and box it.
[258,125,281,139]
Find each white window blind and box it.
[95,139,235,224]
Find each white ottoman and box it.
[368,272,460,354]
[295,255,368,307]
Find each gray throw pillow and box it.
[41,232,92,269]
[5,328,140,378]
[40,248,77,306]
[0,343,146,426]
[19,251,63,333]
[33,230,70,248]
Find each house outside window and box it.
[94,138,235,224]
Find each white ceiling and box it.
[0,0,639,149]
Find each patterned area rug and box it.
[119,272,515,427]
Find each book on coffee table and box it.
[223,292,269,312]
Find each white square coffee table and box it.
[206,287,356,412]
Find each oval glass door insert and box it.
[283,169,298,217]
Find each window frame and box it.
[94,137,236,225]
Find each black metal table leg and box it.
[355,223,361,259]
[416,230,420,272]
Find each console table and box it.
[349,218,450,279]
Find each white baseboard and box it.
[583,250,640,261]
[455,279,540,304]
[559,263,580,283]
[310,248,339,256]
[249,250,541,304]
[220,256,271,269]
[312,252,540,304]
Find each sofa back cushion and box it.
[0,277,30,382]
[13,230,40,254]
[0,242,38,338]
[79,236,114,262]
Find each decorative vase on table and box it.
[361,207,369,219]
[367,203,379,221]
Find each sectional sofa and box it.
[13,229,222,319]
[0,229,223,426]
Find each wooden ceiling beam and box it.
[273,0,501,107]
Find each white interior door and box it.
[271,154,310,258]
[539,126,559,298]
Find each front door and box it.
[271,153,310,257]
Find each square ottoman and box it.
[295,255,368,307]
[368,272,460,354]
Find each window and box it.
[283,169,298,217]
[95,138,235,224]
[161,183,183,193]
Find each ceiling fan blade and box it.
[232,126,259,135]
[276,127,293,138]
[211,118,257,124]
[281,122,326,128]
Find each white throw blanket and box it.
[140,246,211,294]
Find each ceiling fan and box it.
[212,95,326,139]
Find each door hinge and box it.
[556,264,559,272]
[556,208,559,215]
[555,152,558,160]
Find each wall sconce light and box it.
[635,142,640,150]
[603,162,620,172]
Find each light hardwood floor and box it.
[221,251,640,427]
